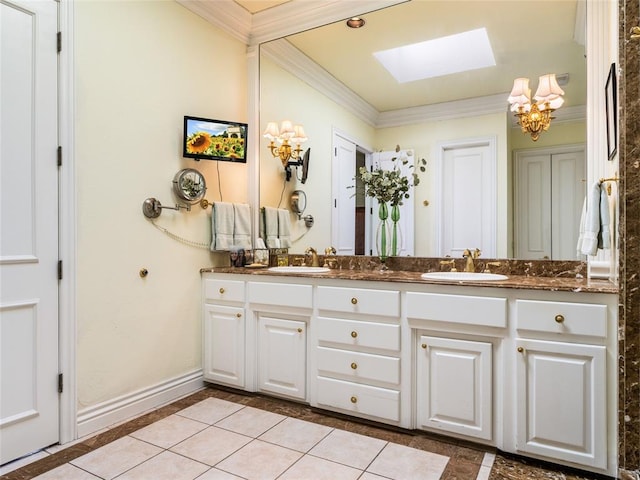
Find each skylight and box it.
[373,28,496,83]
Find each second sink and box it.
[268,266,331,274]
[421,271,508,281]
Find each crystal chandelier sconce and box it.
[263,120,308,175]
[508,74,565,141]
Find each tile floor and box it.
[0,386,609,480]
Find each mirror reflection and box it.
[259,0,587,260]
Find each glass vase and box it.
[376,202,390,269]
[390,204,401,257]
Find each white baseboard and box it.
[76,370,204,439]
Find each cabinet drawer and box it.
[316,376,400,423]
[317,347,400,385]
[406,292,507,328]
[317,286,399,318]
[248,281,312,309]
[316,317,400,352]
[204,278,245,303]
[516,300,607,339]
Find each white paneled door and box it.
[1,0,60,464]
[438,138,496,258]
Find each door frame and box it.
[433,136,497,257]
[330,127,373,254]
[58,0,77,445]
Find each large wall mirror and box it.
[258,0,587,261]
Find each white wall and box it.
[75,0,247,412]
[259,56,375,253]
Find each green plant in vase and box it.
[358,146,426,262]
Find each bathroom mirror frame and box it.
[245,0,613,268]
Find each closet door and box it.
[332,134,356,255]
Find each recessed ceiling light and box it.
[346,17,365,28]
[373,28,496,83]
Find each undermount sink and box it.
[421,271,508,282]
[268,266,331,274]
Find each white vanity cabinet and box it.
[312,285,402,424]
[202,278,246,388]
[407,291,506,442]
[513,298,609,470]
[248,281,312,401]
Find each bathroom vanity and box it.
[200,268,618,477]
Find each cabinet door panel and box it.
[258,315,306,400]
[515,339,606,468]
[416,336,492,441]
[203,304,245,388]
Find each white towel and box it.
[598,184,611,250]
[580,181,611,256]
[576,197,587,258]
[233,203,252,250]
[262,207,280,248]
[211,201,234,251]
[277,208,292,248]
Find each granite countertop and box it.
[199,265,618,294]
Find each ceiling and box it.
[235,0,586,114]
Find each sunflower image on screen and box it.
[183,116,248,163]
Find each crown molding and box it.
[176,0,252,44]
[249,0,407,45]
[176,0,407,46]
[261,39,379,126]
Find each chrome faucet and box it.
[462,248,481,272]
[305,247,319,267]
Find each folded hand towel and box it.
[598,183,611,250]
[278,208,292,248]
[233,203,252,250]
[211,201,234,251]
[580,181,601,256]
[576,197,587,258]
[263,206,280,248]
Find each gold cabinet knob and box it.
[297,328,303,333]
[351,362,358,370]
[219,287,225,294]
[351,331,358,338]
[350,396,357,404]
[421,343,427,349]
[555,314,565,323]
[631,26,640,39]
[236,313,242,318]
[517,346,524,353]
[351,297,358,305]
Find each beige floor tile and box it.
[170,426,251,466]
[215,439,302,480]
[70,436,162,480]
[366,442,449,480]
[215,406,286,437]
[258,417,333,452]
[195,468,245,479]
[116,450,209,480]
[278,454,362,480]
[358,473,389,480]
[308,429,387,470]
[32,463,101,480]
[177,397,244,425]
[130,413,208,449]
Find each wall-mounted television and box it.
[183,115,248,163]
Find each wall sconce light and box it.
[263,120,308,181]
[508,74,564,141]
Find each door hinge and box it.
[57,32,62,53]
[58,260,63,280]
[57,146,62,167]
[58,373,63,393]
[334,147,337,156]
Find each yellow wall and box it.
[75,0,247,410]
[260,56,376,253]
